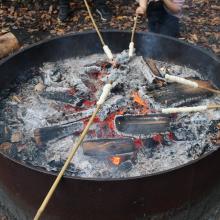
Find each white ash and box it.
[84,66,101,74]
[0,51,220,179]
[115,49,131,64]
[98,95,128,121]
[139,56,156,84]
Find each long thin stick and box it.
[33,82,112,220]
[198,85,220,95]
[84,0,114,60]
[129,16,138,57]
[164,74,220,95]
[131,16,138,43]
[145,59,220,95]
[84,0,105,46]
[161,104,220,114]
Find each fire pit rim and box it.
[0,144,219,182]
[0,30,220,181]
[0,30,219,66]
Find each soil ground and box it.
[0,0,219,56]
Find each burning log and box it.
[40,87,85,106]
[150,80,213,107]
[34,121,84,146]
[82,138,135,157]
[115,114,171,137]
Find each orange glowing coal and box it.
[110,156,122,166]
[131,91,149,114]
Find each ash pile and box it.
[0,51,220,178]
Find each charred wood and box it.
[145,59,162,77]
[98,95,127,121]
[115,114,171,137]
[34,121,84,146]
[82,138,135,157]
[40,88,85,106]
[149,80,213,107]
[46,108,95,125]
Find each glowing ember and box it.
[152,134,163,144]
[110,156,122,166]
[133,138,144,149]
[131,91,149,114]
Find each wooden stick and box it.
[83,0,105,46]
[131,16,138,43]
[165,74,220,95]
[129,16,138,57]
[33,83,112,220]
[144,59,220,95]
[208,104,220,109]
[84,0,114,61]
[198,85,220,95]
[161,104,220,114]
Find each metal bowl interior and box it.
[0,31,220,220]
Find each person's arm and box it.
[162,0,181,14]
[136,0,148,15]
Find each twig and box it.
[83,0,113,61]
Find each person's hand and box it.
[136,6,146,16]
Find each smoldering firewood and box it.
[46,108,95,125]
[40,87,85,106]
[98,95,128,121]
[40,91,81,105]
[47,95,126,125]
[149,80,213,107]
[139,57,156,84]
[145,59,162,77]
[34,121,84,146]
[115,114,171,138]
[82,138,135,157]
[145,58,166,87]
